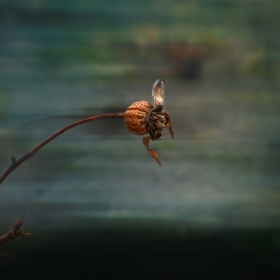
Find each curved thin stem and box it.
[0,113,125,185]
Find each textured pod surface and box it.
[124,101,153,135]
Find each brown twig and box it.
[0,214,31,246]
[0,113,125,185]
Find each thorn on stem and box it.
[11,155,17,165]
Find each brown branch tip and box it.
[0,214,32,246]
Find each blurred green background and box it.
[0,0,280,279]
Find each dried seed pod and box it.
[124,100,153,135]
[123,80,174,166]
[146,110,171,140]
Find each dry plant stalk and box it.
[0,214,31,246]
[0,80,173,185]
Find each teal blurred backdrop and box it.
[0,0,280,279]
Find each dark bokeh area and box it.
[0,1,280,279]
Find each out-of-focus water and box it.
[0,0,279,236]
[0,79,279,231]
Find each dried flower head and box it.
[124,79,174,165]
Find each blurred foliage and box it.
[0,0,279,81]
